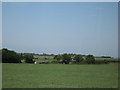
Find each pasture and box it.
[33,55,54,64]
[2,63,118,88]
[0,63,2,89]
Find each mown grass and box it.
[2,63,118,88]
[0,63,2,89]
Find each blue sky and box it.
[0,2,2,49]
[2,2,118,57]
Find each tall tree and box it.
[74,55,84,63]
[62,53,71,64]
[24,54,34,63]
[2,48,21,63]
[85,55,95,64]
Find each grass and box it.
[33,55,54,63]
[0,63,2,89]
[2,63,118,88]
[95,57,118,61]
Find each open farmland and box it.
[95,57,118,61]
[2,63,118,88]
[33,55,54,63]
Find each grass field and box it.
[0,63,2,89]
[2,63,118,88]
[33,55,54,63]
[95,57,118,61]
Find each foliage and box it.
[62,53,71,64]
[24,54,34,63]
[85,55,95,64]
[3,63,118,88]
[74,55,84,63]
[2,48,21,63]
[50,60,59,64]
[101,56,112,58]
[0,49,2,63]
[54,55,62,61]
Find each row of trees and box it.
[2,48,95,64]
[2,48,34,63]
[54,53,95,64]
[2,48,22,63]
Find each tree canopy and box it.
[74,55,84,63]
[85,55,95,64]
[62,54,71,64]
[2,48,21,63]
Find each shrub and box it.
[24,54,34,63]
[74,55,84,63]
[62,54,71,64]
[50,60,59,64]
[85,55,95,64]
[94,60,109,64]
[2,48,21,63]
[54,55,62,61]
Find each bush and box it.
[62,54,71,64]
[54,55,62,61]
[24,54,34,63]
[94,60,109,64]
[74,55,84,63]
[50,60,59,64]
[85,55,95,64]
[2,48,21,63]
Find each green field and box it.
[0,63,2,89]
[3,63,118,88]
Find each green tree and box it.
[74,55,84,63]
[24,54,34,63]
[2,48,21,63]
[54,55,62,61]
[62,53,71,64]
[85,55,95,64]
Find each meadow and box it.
[0,63,2,89]
[2,63,118,88]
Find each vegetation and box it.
[1,48,119,64]
[0,49,2,63]
[53,55,62,61]
[2,48,21,63]
[24,54,34,63]
[3,63,118,88]
[62,53,72,64]
[85,55,95,64]
[2,48,34,63]
[74,55,84,63]
[101,56,112,58]
[2,48,119,88]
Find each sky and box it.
[0,2,2,49]
[2,2,118,57]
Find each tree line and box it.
[1,48,95,64]
[2,48,34,63]
[54,53,95,64]
[1,48,117,64]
